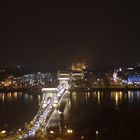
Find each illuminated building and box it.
[71,62,86,71]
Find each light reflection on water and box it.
[0,92,39,131]
[48,91,140,140]
[1,91,140,139]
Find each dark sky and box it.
[0,1,139,69]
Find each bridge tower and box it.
[41,88,58,108]
[57,71,71,89]
[58,77,70,89]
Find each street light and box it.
[1,130,6,134]
[67,129,73,134]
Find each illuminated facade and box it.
[71,63,86,71]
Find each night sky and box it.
[0,1,139,69]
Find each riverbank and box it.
[70,85,140,92]
[0,87,41,94]
[1,85,140,94]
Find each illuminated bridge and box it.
[4,75,71,140]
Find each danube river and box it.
[1,91,140,140]
[0,92,40,132]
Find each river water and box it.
[0,92,40,132]
[1,91,140,140]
